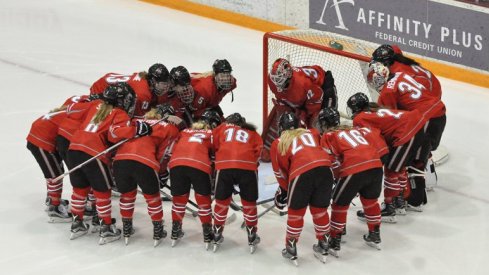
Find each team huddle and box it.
[27,44,446,265]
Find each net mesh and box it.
[264,29,380,121]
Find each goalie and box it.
[261,58,337,162]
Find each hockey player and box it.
[66,83,152,244]
[165,66,198,127]
[90,63,171,116]
[212,113,263,253]
[270,112,334,265]
[167,110,222,250]
[113,103,179,247]
[368,62,446,210]
[27,102,74,222]
[318,107,384,253]
[190,59,237,118]
[348,93,426,220]
[261,58,337,162]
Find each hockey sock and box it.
[46,178,63,206]
[310,206,330,240]
[144,192,163,221]
[330,203,349,238]
[93,190,112,224]
[195,193,212,224]
[71,186,90,219]
[285,207,307,242]
[213,197,232,227]
[383,169,401,203]
[399,168,408,190]
[241,199,258,227]
[172,193,189,223]
[119,189,137,219]
[360,197,381,231]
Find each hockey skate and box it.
[393,195,407,216]
[171,221,184,247]
[312,235,329,263]
[212,225,224,253]
[47,203,72,223]
[328,235,341,258]
[122,218,135,245]
[282,238,299,266]
[84,199,96,217]
[91,214,101,233]
[202,223,213,250]
[406,203,423,212]
[246,226,261,254]
[357,202,397,224]
[363,226,381,250]
[153,220,167,247]
[98,218,121,245]
[70,216,90,240]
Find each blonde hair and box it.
[49,105,67,113]
[139,71,148,80]
[327,125,353,132]
[278,128,308,155]
[144,108,162,120]
[191,121,210,130]
[92,103,113,124]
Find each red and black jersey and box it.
[213,123,263,171]
[169,128,214,174]
[57,95,91,141]
[378,72,446,123]
[114,119,179,172]
[268,66,325,126]
[353,108,425,147]
[270,128,332,190]
[321,127,383,178]
[66,100,135,163]
[90,72,153,116]
[191,72,237,108]
[389,61,442,100]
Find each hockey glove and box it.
[274,186,288,210]
[136,121,152,137]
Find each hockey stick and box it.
[240,203,275,229]
[160,190,199,217]
[51,117,168,183]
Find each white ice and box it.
[1,0,488,274]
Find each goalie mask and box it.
[270,58,293,91]
[367,62,390,92]
[318,107,340,130]
[170,66,194,105]
[278,112,299,135]
[213,59,233,91]
[102,82,136,117]
[347,92,369,118]
[148,63,171,96]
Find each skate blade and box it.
[124,237,130,246]
[154,239,162,247]
[366,242,381,250]
[249,244,256,254]
[288,257,299,266]
[70,230,88,240]
[381,216,397,223]
[395,209,407,216]
[328,249,340,258]
[98,235,121,245]
[171,239,180,247]
[205,242,210,251]
[48,216,72,223]
[314,253,327,263]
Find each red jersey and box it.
[67,100,135,163]
[378,72,446,123]
[27,110,67,152]
[114,119,179,171]
[353,108,425,147]
[389,61,442,99]
[321,127,383,178]
[90,72,153,116]
[270,129,332,190]
[268,66,325,125]
[169,128,214,174]
[57,95,91,141]
[213,123,263,171]
[191,72,237,108]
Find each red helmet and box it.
[269,58,293,90]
